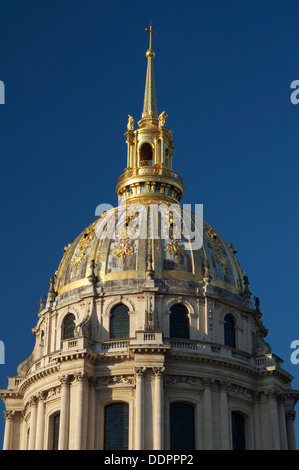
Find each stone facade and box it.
[1,277,298,450]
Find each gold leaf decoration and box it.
[205,226,228,273]
[164,239,185,264]
[71,221,97,273]
[112,240,135,264]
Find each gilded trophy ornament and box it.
[71,221,97,273]
[164,239,185,264]
[112,240,135,265]
[205,226,228,273]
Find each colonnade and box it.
[2,373,298,450]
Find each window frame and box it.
[103,402,129,450]
[169,303,190,339]
[62,313,76,340]
[224,314,236,348]
[169,402,195,450]
[109,303,130,340]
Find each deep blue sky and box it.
[1,0,299,448]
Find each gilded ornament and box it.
[205,226,228,273]
[115,211,139,240]
[112,240,135,264]
[164,239,185,264]
[71,221,97,273]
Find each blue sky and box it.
[0,0,299,448]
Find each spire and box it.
[116,24,184,204]
[142,22,158,119]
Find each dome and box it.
[54,202,246,299]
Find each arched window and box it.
[224,314,236,348]
[139,142,153,166]
[53,413,60,450]
[110,304,130,339]
[231,412,246,450]
[62,313,75,340]
[104,403,129,450]
[170,403,195,450]
[170,304,189,339]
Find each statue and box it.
[127,115,134,130]
[39,296,45,312]
[159,111,168,127]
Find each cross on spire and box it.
[145,22,157,50]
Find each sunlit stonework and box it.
[1,24,298,451]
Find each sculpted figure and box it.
[159,111,168,127]
[127,115,134,130]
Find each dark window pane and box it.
[53,413,60,450]
[110,304,129,339]
[224,314,235,348]
[104,403,129,450]
[170,304,189,339]
[63,314,75,340]
[170,403,195,450]
[231,412,246,450]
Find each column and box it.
[87,378,96,450]
[219,381,229,450]
[135,136,139,167]
[35,392,46,450]
[127,139,130,167]
[203,378,214,449]
[268,391,280,449]
[278,396,288,450]
[58,375,71,450]
[74,373,88,450]
[134,367,145,450]
[153,367,164,450]
[160,138,165,164]
[252,393,262,450]
[286,411,297,450]
[28,396,38,450]
[154,138,158,165]
[3,411,15,450]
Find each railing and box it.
[100,340,130,352]
[117,167,184,185]
[12,336,282,379]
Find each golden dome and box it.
[54,202,245,299]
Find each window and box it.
[62,313,75,340]
[104,403,129,450]
[231,412,246,450]
[110,304,130,339]
[224,314,236,348]
[170,304,189,339]
[170,403,195,450]
[139,142,153,166]
[53,413,60,450]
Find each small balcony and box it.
[117,166,183,186]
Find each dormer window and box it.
[62,313,75,340]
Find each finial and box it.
[87,259,97,286]
[47,275,57,304]
[145,21,157,53]
[242,275,251,299]
[254,296,261,314]
[203,259,212,285]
